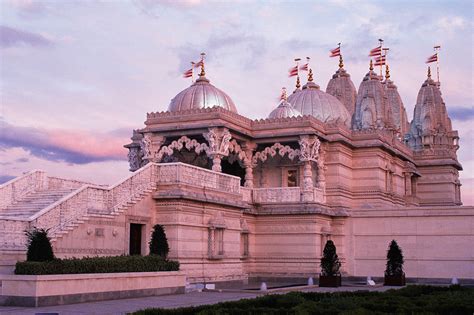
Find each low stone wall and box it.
[0,271,185,307]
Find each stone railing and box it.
[157,163,241,194]
[252,187,301,203]
[0,170,46,210]
[46,177,99,190]
[240,187,252,203]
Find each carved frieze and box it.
[298,135,321,162]
[252,143,300,166]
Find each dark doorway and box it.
[129,224,143,255]
[221,159,245,186]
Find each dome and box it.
[326,67,357,115]
[268,100,301,119]
[287,80,351,126]
[168,76,237,113]
[384,67,409,136]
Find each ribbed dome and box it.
[268,100,301,119]
[168,76,237,113]
[287,81,351,126]
[326,68,357,115]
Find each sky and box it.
[0,0,473,204]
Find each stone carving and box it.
[203,128,232,172]
[127,147,142,171]
[298,135,321,162]
[141,133,152,159]
[156,136,209,162]
[252,143,300,166]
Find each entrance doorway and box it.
[129,223,143,255]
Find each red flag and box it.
[375,55,386,63]
[194,60,203,68]
[374,60,386,66]
[426,53,438,63]
[299,63,309,71]
[288,66,298,77]
[183,68,193,78]
[330,47,340,57]
[369,46,382,57]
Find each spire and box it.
[369,59,374,71]
[427,66,431,79]
[385,64,390,80]
[308,69,313,82]
[199,52,206,77]
[339,54,344,69]
[295,75,301,90]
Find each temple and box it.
[0,55,472,282]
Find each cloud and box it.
[0,25,53,48]
[0,120,128,164]
[437,16,467,32]
[133,0,202,18]
[0,175,16,184]
[448,106,474,122]
[6,0,46,16]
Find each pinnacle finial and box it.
[308,69,313,82]
[199,52,206,77]
[369,59,374,71]
[339,55,344,69]
[280,87,287,101]
[385,64,390,80]
[427,66,431,79]
[296,75,301,89]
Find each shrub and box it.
[385,240,404,276]
[149,224,169,258]
[25,227,55,262]
[320,240,341,276]
[15,255,179,275]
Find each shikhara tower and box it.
[0,51,471,282]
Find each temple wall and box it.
[347,206,474,279]
[416,166,459,206]
[53,193,156,258]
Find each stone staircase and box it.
[0,188,77,219]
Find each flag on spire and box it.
[299,63,309,71]
[369,45,382,57]
[426,53,438,64]
[330,46,341,57]
[183,68,193,78]
[374,55,386,66]
[288,65,298,77]
[194,60,203,68]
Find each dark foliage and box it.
[385,239,404,276]
[320,240,341,276]
[15,255,179,275]
[25,227,55,262]
[149,224,170,259]
[133,285,474,315]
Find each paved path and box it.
[0,285,394,315]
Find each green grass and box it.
[133,285,474,315]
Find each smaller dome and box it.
[268,100,301,119]
[168,76,237,113]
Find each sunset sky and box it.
[1,0,473,204]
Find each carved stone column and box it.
[141,133,165,163]
[203,127,232,173]
[298,135,321,202]
[242,142,257,188]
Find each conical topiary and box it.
[385,240,404,276]
[25,227,55,262]
[149,224,169,259]
[320,240,341,276]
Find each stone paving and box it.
[0,285,394,315]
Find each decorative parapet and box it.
[0,170,46,209]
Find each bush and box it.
[320,240,341,276]
[385,240,404,276]
[133,285,474,315]
[15,255,179,275]
[149,224,169,258]
[25,227,55,262]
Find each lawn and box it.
[133,285,474,315]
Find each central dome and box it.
[168,76,237,113]
[288,80,351,126]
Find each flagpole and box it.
[383,48,389,80]
[338,42,343,69]
[295,58,301,91]
[378,38,384,78]
[434,45,441,85]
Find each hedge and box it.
[15,255,179,275]
[134,285,474,315]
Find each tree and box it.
[385,240,404,276]
[149,224,169,258]
[320,240,341,276]
[25,227,55,262]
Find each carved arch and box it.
[227,140,249,164]
[156,136,209,162]
[252,143,300,166]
